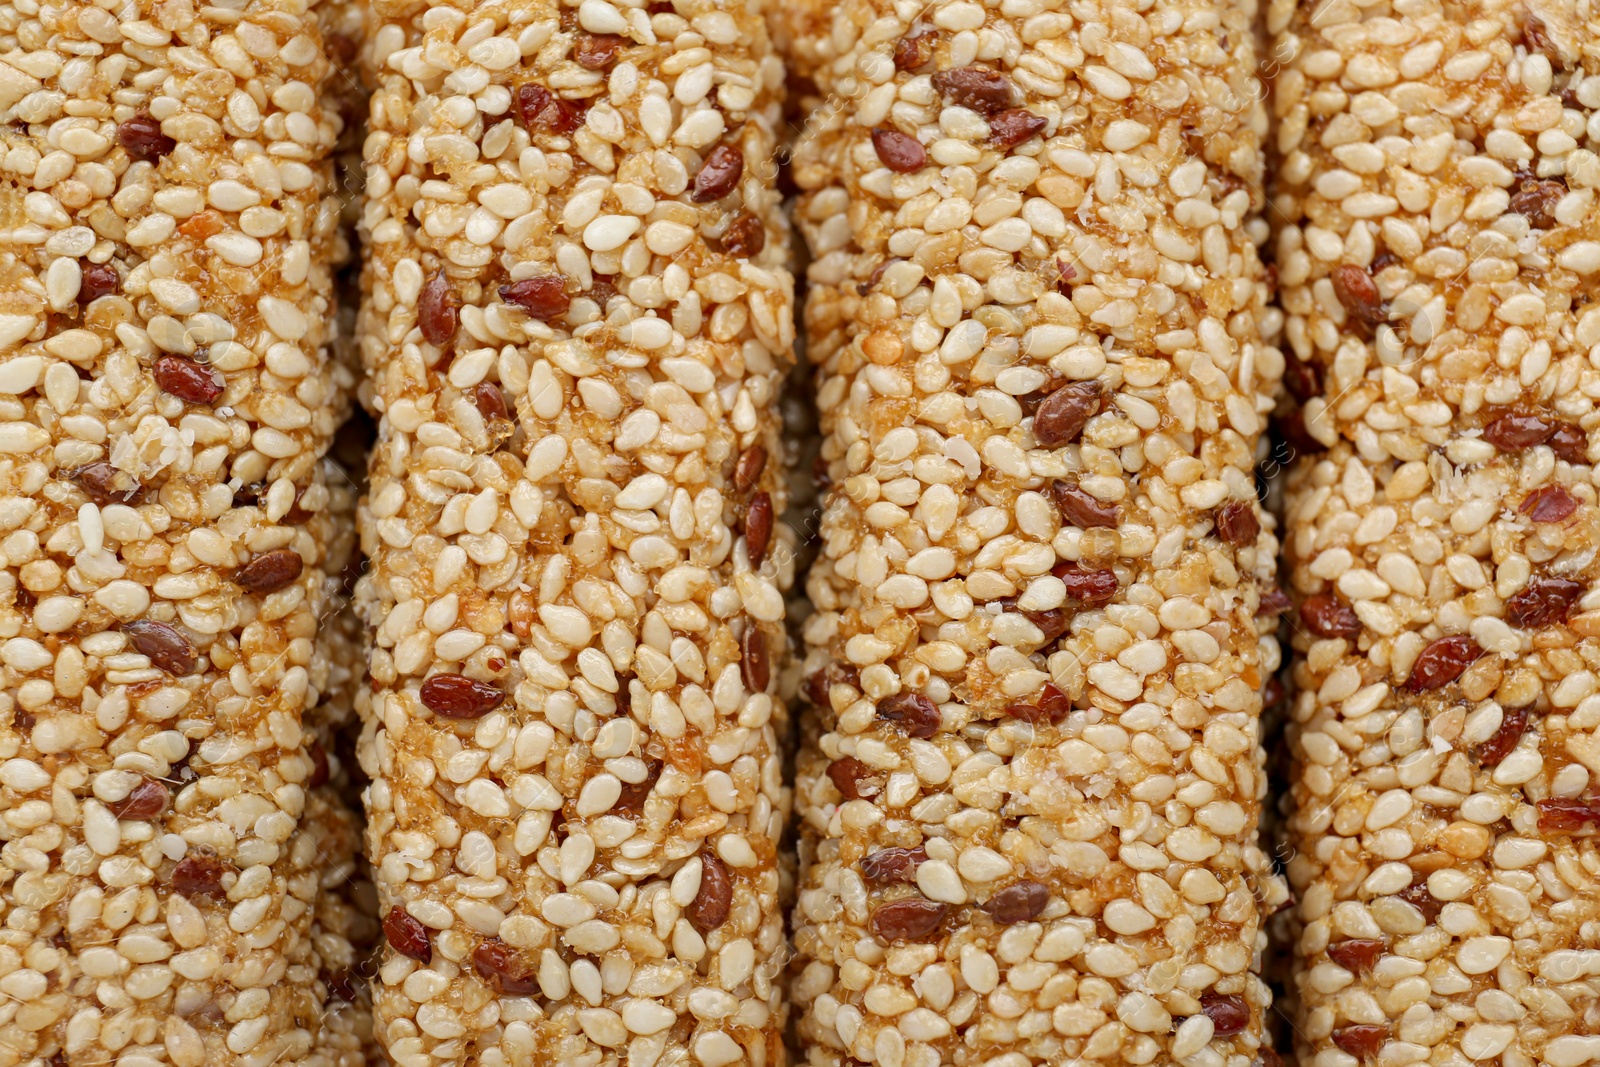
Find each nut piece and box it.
[892,26,937,70]
[1050,482,1119,528]
[688,851,733,932]
[1520,485,1578,523]
[741,625,769,693]
[827,756,880,800]
[70,461,142,505]
[876,693,941,739]
[171,854,231,899]
[1200,995,1249,1037]
[871,128,926,172]
[1326,939,1384,974]
[984,881,1049,924]
[860,846,927,884]
[930,66,1011,112]
[500,275,570,320]
[110,777,170,819]
[419,674,505,719]
[745,491,773,564]
[419,272,459,345]
[988,109,1048,147]
[1406,635,1482,691]
[1215,502,1260,546]
[153,355,224,404]
[1300,594,1361,639]
[472,939,540,994]
[123,620,197,675]
[384,906,433,963]
[1330,264,1386,325]
[1031,380,1101,446]
[1505,577,1583,628]
[870,897,948,941]
[236,549,304,594]
[692,144,745,202]
[119,114,176,163]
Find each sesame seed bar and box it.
[1272,0,1600,1064]
[784,1,1290,1065]
[0,0,360,1062]
[355,1,795,1063]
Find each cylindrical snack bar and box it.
[0,0,353,1063]
[1274,0,1600,1064]
[786,1,1288,1066]
[356,0,794,1064]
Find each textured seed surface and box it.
[359,6,796,1058]
[785,0,1287,1060]
[1276,7,1600,1065]
[0,5,371,1060]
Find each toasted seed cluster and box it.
[0,0,368,1062]
[355,0,795,1063]
[784,0,1290,1065]
[1273,0,1600,1063]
